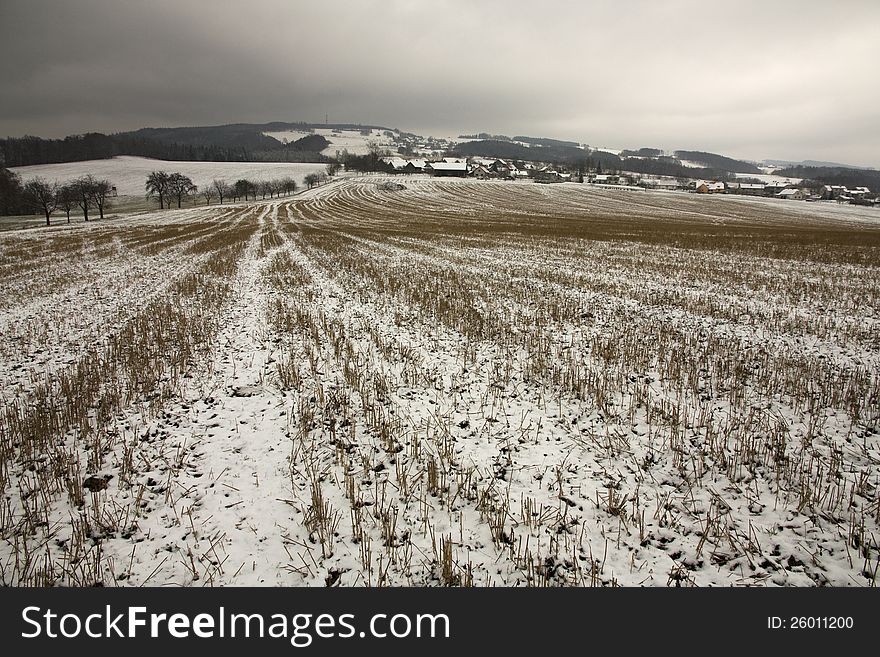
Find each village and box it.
[380,155,880,205]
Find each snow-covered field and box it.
[733,173,804,185]
[10,156,328,196]
[1,177,879,587]
[264,128,395,157]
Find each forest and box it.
[771,165,880,191]
[673,150,763,174]
[0,123,334,167]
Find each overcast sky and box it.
[2,0,878,166]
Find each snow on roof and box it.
[426,161,468,171]
[642,178,678,186]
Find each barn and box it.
[424,161,468,177]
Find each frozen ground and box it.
[10,156,328,196]
[1,178,878,587]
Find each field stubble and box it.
[0,177,878,587]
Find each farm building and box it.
[469,165,492,179]
[382,157,408,171]
[764,181,790,196]
[776,188,806,200]
[822,185,847,199]
[403,159,427,173]
[490,160,518,178]
[694,181,725,194]
[535,170,570,184]
[424,161,468,177]
[641,178,679,190]
[737,183,765,196]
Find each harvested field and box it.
[1,177,879,587]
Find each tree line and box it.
[144,171,302,208]
[0,167,113,225]
[144,164,337,209]
[0,128,333,168]
[1,133,244,167]
[770,165,879,192]
[0,162,339,223]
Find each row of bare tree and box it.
[143,170,339,208]
[144,171,197,209]
[0,163,343,224]
[20,175,114,226]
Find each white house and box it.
[777,188,806,200]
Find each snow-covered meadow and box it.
[264,128,396,157]
[1,177,879,587]
[10,156,328,196]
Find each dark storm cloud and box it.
[2,0,879,166]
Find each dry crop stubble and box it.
[0,178,878,586]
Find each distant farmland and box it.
[10,155,328,196]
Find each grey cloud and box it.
[1,0,878,166]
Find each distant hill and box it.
[512,136,581,149]
[120,124,284,151]
[448,140,738,180]
[451,139,580,161]
[770,165,880,192]
[0,121,344,167]
[674,150,762,174]
[289,134,330,152]
[5,119,874,177]
[764,159,875,171]
[450,139,609,166]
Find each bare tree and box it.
[234,179,250,201]
[72,176,94,221]
[304,173,321,189]
[89,178,113,219]
[167,172,197,208]
[326,162,341,177]
[23,177,58,226]
[146,171,170,209]
[280,177,297,196]
[202,186,217,205]
[212,179,229,204]
[57,184,77,223]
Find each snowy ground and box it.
[10,156,328,196]
[1,177,878,587]
[264,128,395,158]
